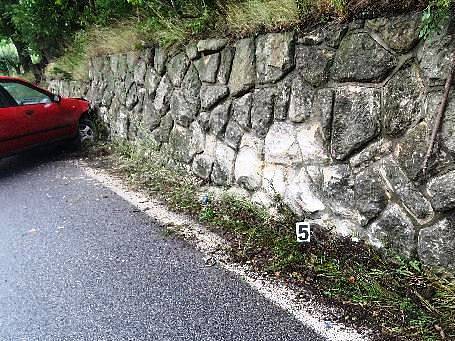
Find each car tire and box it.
[70,117,97,150]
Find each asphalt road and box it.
[0,149,327,341]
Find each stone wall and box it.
[48,12,455,269]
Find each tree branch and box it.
[422,51,455,176]
[448,0,455,35]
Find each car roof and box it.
[0,76,53,96]
[0,76,30,83]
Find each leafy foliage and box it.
[0,39,19,74]
[0,0,135,80]
[11,0,84,60]
[420,0,451,38]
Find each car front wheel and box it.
[78,118,96,145]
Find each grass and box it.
[45,10,212,80]
[140,7,214,48]
[224,0,301,34]
[84,138,455,341]
[47,21,144,80]
[45,0,430,81]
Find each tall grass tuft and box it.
[225,0,300,34]
[47,21,143,80]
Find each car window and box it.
[0,81,51,106]
[0,90,9,108]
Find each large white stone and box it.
[211,141,237,185]
[252,191,274,208]
[284,168,325,215]
[234,133,264,191]
[296,123,330,164]
[189,121,205,156]
[114,110,129,139]
[264,122,302,166]
[192,134,217,180]
[262,164,287,197]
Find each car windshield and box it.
[0,81,51,105]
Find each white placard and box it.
[296,222,311,243]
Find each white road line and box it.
[79,161,372,341]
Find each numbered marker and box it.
[296,222,311,243]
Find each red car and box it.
[0,76,95,158]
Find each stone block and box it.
[195,53,220,83]
[379,158,433,222]
[365,13,421,52]
[331,32,397,82]
[383,66,424,137]
[256,32,295,84]
[217,47,235,84]
[229,38,256,96]
[264,122,301,166]
[197,38,228,53]
[170,90,198,128]
[427,170,455,211]
[418,26,455,85]
[354,167,388,225]
[209,101,231,138]
[395,122,429,181]
[296,45,335,87]
[288,76,314,123]
[200,84,229,110]
[167,52,190,87]
[284,168,325,215]
[367,204,416,258]
[235,133,264,191]
[232,93,252,129]
[418,218,455,268]
[211,142,237,186]
[251,89,274,138]
[331,86,381,160]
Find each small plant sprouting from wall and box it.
[420,0,452,39]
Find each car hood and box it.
[60,97,90,112]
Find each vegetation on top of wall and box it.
[224,0,301,33]
[83,139,455,341]
[1,0,449,81]
[49,0,454,80]
[47,22,144,80]
[420,0,452,38]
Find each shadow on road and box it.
[0,146,74,180]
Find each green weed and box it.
[225,0,300,34]
[86,139,455,341]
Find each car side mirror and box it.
[52,95,61,103]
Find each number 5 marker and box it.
[296,222,311,243]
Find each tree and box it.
[0,0,135,81]
[422,0,455,175]
[449,0,455,34]
[0,1,31,74]
[11,0,84,60]
[0,39,20,74]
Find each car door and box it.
[0,80,70,145]
[0,87,32,156]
